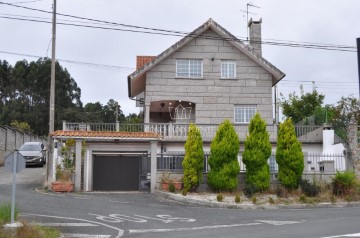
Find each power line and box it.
[0,1,357,52]
[0,50,135,71]
[0,15,356,53]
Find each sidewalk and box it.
[155,190,360,209]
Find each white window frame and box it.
[221,60,236,78]
[176,59,203,78]
[234,105,256,123]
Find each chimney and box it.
[322,123,334,151]
[248,18,262,56]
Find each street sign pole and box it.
[10,151,18,224]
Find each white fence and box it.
[157,152,347,174]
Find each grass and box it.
[0,202,18,224]
[0,202,60,238]
[0,222,60,238]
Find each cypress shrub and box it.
[182,123,204,192]
[208,120,240,191]
[276,118,304,190]
[242,113,271,192]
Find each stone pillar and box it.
[145,102,150,124]
[348,123,360,176]
[75,139,82,192]
[150,140,158,193]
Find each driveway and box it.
[1,167,360,238]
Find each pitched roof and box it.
[136,56,156,70]
[52,130,160,140]
[128,18,285,98]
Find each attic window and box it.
[176,59,203,78]
[221,60,236,78]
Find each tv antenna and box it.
[245,2,260,40]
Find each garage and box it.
[93,155,140,191]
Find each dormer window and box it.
[176,59,203,78]
[221,60,236,78]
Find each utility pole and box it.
[357,38,360,99]
[47,0,56,184]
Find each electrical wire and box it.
[0,50,135,71]
[0,2,357,52]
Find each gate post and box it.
[75,139,82,192]
[150,140,158,193]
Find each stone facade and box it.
[348,123,360,176]
[145,29,274,124]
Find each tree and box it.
[276,118,304,190]
[182,123,204,192]
[242,113,271,192]
[281,84,324,124]
[10,120,32,133]
[332,96,360,142]
[0,58,83,135]
[208,120,240,192]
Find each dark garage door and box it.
[93,155,140,191]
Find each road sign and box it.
[5,151,26,173]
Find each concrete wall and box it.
[145,29,274,124]
[0,126,46,166]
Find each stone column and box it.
[348,123,360,176]
[150,140,158,193]
[75,139,82,192]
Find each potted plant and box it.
[52,165,74,192]
[52,139,75,192]
[161,172,183,191]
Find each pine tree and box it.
[182,124,204,192]
[208,120,240,191]
[242,113,271,192]
[276,118,304,190]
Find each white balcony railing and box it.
[62,121,325,143]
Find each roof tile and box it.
[52,130,160,139]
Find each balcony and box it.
[62,121,323,143]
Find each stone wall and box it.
[145,29,274,124]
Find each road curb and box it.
[154,190,360,209]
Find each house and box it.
[51,18,343,193]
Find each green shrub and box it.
[276,118,304,190]
[0,202,18,224]
[208,120,240,192]
[216,194,224,202]
[251,196,257,204]
[182,124,204,192]
[242,113,271,192]
[332,171,357,196]
[268,197,275,204]
[299,194,307,203]
[300,179,320,197]
[235,194,241,203]
[182,189,188,196]
[169,183,176,193]
[244,183,258,198]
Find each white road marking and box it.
[37,222,98,227]
[62,234,111,238]
[255,220,305,225]
[322,233,360,238]
[129,222,261,234]
[73,196,91,200]
[20,213,124,238]
[134,214,196,223]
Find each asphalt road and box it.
[1,166,360,238]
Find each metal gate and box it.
[93,155,140,191]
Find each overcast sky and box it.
[1,0,359,116]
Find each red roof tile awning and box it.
[52,130,160,140]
